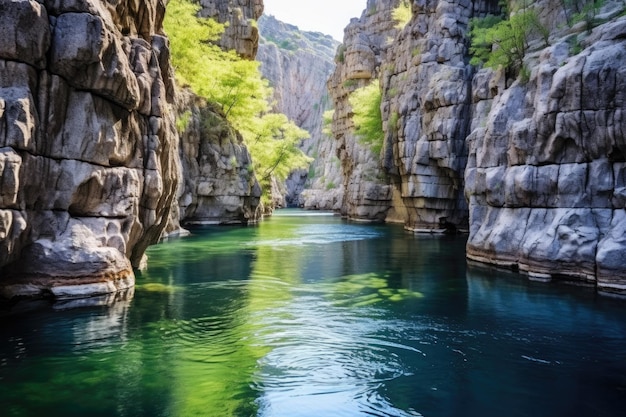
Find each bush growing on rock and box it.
[349,80,384,155]
[469,2,548,81]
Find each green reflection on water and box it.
[3,212,626,417]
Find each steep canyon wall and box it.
[0,0,264,301]
[465,8,626,294]
[335,0,626,293]
[0,0,179,299]
[256,15,341,209]
[327,0,403,221]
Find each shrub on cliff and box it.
[469,3,548,81]
[349,80,383,155]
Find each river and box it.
[1,210,625,417]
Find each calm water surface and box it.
[1,210,626,417]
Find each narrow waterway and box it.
[1,210,625,417]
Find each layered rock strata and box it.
[256,15,341,209]
[381,0,500,231]
[0,0,179,299]
[465,10,626,294]
[327,0,403,221]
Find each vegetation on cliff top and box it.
[164,0,311,201]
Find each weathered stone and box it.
[465,2,626,293]
[49,11,141,110]
[0,0,179,300]
[172,91,261,227]
[0,0,51,69]
[199,0,264,59]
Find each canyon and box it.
[1,0,626,300]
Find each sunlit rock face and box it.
[380,0,499,230]
[465,9,626,294]
[173,90,262,226]
[327,0,403,222]
[199,0,264,59]
[0,0,179,299]
[256,15,341,209]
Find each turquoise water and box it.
[1,210,626,417]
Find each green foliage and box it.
[176,110,192,133]
[325,181,337,190]
[165,0,312,202]
[244,113,312,184]
[164,0,270,124]
[392,0,412,29]
[322,109,334,137]
[389,111,400,130]
[349,80,384,155]
[343,79,358,88]
[337,44,347,63]
[469,7,547,79]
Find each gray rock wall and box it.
[174,91,261,226]
[199,0,264,59]
[380,0,500,231]
[0,0,179,299]
[466,13,626,294]
[327,0,402,221]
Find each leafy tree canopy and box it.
[164,0,311,199]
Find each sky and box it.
[263,0,366,41]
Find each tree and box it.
[469,3,548,81]
[164,0,312,202]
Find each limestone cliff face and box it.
[381,0,499,230]
[374,0,626,293]
[465,6,626,294]
[328,0,402,221]
[199,0,263,58]
[256,15,341,208]
[174,90,261,226]
[0,0,178,299]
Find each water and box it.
[1,210,626,417]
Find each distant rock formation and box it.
[256,15,341,209]
[0,0,179,299]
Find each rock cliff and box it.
[256,15,341,208]
[0,0,179,299]
[173,90,261,226]
[326,0,403,221]
[170,0,263,227]
[198,0,264,59]
[369,0,626,293]
[0,0,264,301]
[381,0,499,230]
[465,3,626,294]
